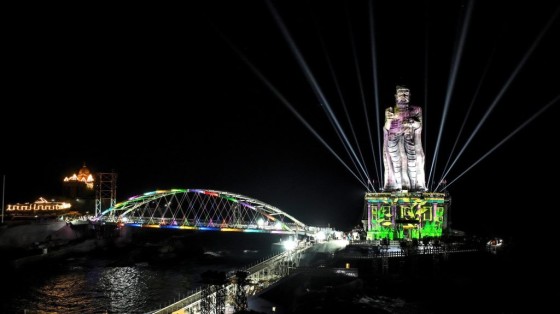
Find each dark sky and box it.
[3,1,559,237]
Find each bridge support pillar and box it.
[382,256,389,274]
[372,257,380,274]
[432,252,440,273]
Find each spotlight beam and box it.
[344,4,378,190]
[215,21,370,190]
[439,47,497,188]
[428,0,474,190]
[242,50,370,190]
[266,0,374,190]
[439,6,559,187]
[445,95,559,190]
[311,6,375,189]
[368,0,383,189]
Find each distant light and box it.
[283,239,297,250]
[221,228,242,232]
[240,202,255,210]
[203,191,219,197]
[244,229,265,233]
[199,227,220,231]
[6,198,71,211]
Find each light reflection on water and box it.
[2,232,281,313]
[99,267,147,313]
[8,263,191,313]
[3,252,267,314]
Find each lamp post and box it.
[1,175,5,224]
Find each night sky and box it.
[3,1,559,238]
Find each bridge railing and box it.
[147,244,312,314]
[146,251,288,314]
[334,245,482,260]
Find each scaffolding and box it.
[95,172,117,217]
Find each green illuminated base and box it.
[364,191,449,240]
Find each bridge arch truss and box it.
[96,189,307,234]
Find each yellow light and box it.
[179,226,196,230]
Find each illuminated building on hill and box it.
[6,197,72,219]
[63,163,95,199]
[6,197,72,212]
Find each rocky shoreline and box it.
[0,222,261,271]
[10,238,107,269]
[0,220,103,270]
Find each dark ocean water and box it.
[1,231,283,314]
[252,239,552,314]
[1,234,550,314]
[3,257,204,313]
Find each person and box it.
[382,86,427,191]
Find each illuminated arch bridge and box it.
[96,189,310,235]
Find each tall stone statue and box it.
[383,86,426,191]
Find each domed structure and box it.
[63,163,95,202]
[64,163,94,189]
[77,165,92,181]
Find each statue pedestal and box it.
[364,191,449,241]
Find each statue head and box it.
[395,85,410,106]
